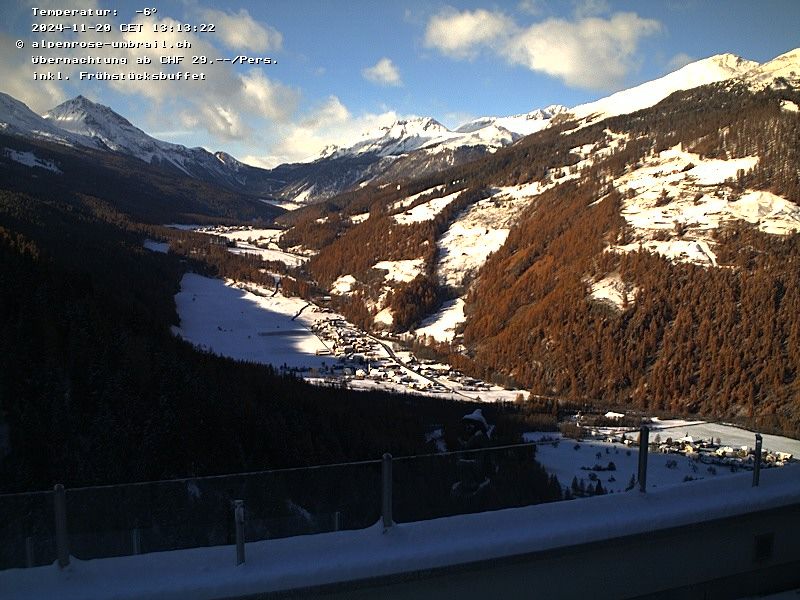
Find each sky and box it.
[1,0,798,168]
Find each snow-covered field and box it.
[189,226,308,267]
[529,436,732,495]
[648,420,800,456]
[392,190,462,225]
[171,274,526,402]
[194,227,284,242]
[226,244,307,267]
[172,274,330,369]
[525,417,800,497]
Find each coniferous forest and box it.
[1,79,799,498]
[278,83,800,438]
[0,140,554,495]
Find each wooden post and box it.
[637,427,649,493]
[382,453,393,531]
[54,484,70,568]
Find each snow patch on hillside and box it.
[2,148,61,173]
[196,227,284,242]
[349,212,370,224]
[393,191,462,225]
[374,307,394,326]
[434,180,562,289]
[588,274,637,310]
[390,185,446,211]
[373,259,425,283]
[143,239,169,253]
[330,274,357,295]
[781,100,799,113]
[495,180,554,200]
[686,155,758,185]
[437,221,508,288]
[414,299,465,342]
[609,146,800,266]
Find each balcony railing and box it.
[0,429,768,571]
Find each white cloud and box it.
[362,58,403,87]
[191,105,246,140]
[572,0,610,18]
[503,13,662,89]
[425,8,661,90]
[518,0,547,16]
[240,70,300,122]
[0,33,67,112]
[667,52,695,71]
[424,8,662,89]
[197,7,283,52]
[242,96,403,167]
[5,7,299,144]
[424,8,517,60]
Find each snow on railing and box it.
[0,433,773,571]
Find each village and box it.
[279,313,508,401]
[578,412,796,471]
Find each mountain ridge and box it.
[1,48,798,206]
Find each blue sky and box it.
[2,0,798,167]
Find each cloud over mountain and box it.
[362,58,403,87]
[424,7,661,89]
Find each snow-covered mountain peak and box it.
[41,95,251,185]
[743,47,800,88]
[0,92,99,148]
[327,116,457,158]
[325,107,570,160]
[214,151,243,168]
[44,95,155,154]
[525,104,570,121]
[373,117,451,140]
[455,105,568,137]
[569,53,758,126]
[699,53,759,75]
[46,94,125,121]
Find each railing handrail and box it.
[0,439,559,498]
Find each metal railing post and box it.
[333,511,341,532]
[54,484,70,568]
[131,527,142,555]
[25,536,34,568]
[752,433,762,487]
[234,499,245,565]
[637,426,649,493]
[382,453,393,531]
